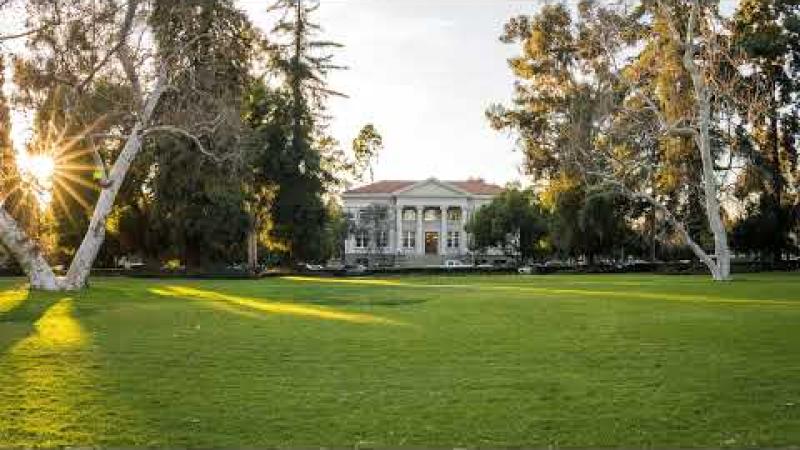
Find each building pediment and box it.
[343,178,502,198]
[394,178,471,198]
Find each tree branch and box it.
[141,125,230,163]
[75,0,138,93]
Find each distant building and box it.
[341,177,505,267]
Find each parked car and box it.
[518,266,533,274]
[300,263,324,272]
[117,256,146,270]
[342,264,366,275]
[444,259,468,268]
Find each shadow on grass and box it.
[0,286,61,355]
[1,289,150,446]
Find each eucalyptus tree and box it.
[492,0,765,280]
[0,0,251,289]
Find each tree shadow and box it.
[0,286,61,356]
[1,290,150,446]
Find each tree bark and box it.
[61,68,168,290]
[0,207,60,290]
[0,1,151,291]
[247,221,258,273]
[681,1,731,281]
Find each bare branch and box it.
[0,24,51,42]
[142,125,230,164]
[75,0,138,93]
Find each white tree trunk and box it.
[0,207,60,290]
[0,75,165,291]
[681,6,731,281]
[604,180,723,280]
[61,73,167,290]
[61,129,144,289]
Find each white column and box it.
[440,206,447,256]
[395,205,402,253]
[460,206,468,254]
[415,206,423,255]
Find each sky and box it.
[238,0,536,186]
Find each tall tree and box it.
[258,0,344,263]
[492,0,764,280]
[0,0,250,289]
[731,0,800,261]
[136,0,256,269]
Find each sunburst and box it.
[11,118,104,220]
[3,62,102,225]
[16,152,55,207]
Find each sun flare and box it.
[17,152,56,207]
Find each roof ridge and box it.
[344,178,503,195]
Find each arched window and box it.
[423,208,440,222]
[447,208,462,221]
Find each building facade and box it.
[341,178,504,267]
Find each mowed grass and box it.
[1,273,800,447]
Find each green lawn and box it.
[1,273,799,447]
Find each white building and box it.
[341,178,504,267]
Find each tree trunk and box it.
[247,224,258,273]
[0,207,60,290]
[681,5,731,281]
[694,95,730,281]
[61,71,168,290]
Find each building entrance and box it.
[424,232,439,255]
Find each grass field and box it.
[1,273,799,447]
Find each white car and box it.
[444,260,468,268]
[518,266,533,274]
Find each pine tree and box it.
[261,0,345,263]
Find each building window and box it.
[376,230,388,248]
[402,208,416,221]
[359,207,387,222]
[355,230,369,248]
[447,231,460,248]
[403,231,416,249]
[423,208,440,222]
[447,208,462,221]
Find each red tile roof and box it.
[344,179,503,195]
[345,180,415,194]
[449,180,505,195]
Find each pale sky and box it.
[238,0,535,186]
